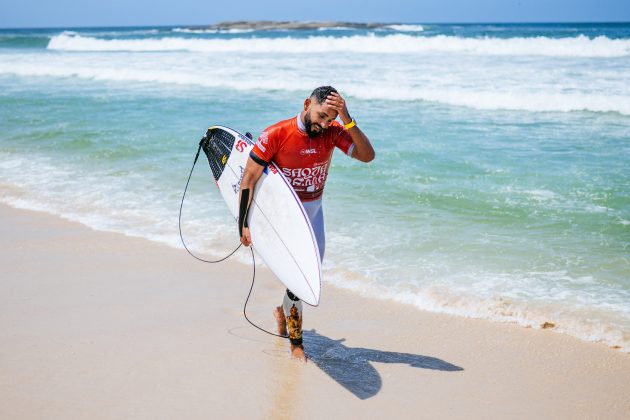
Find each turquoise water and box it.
[1,23,629,350]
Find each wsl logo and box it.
[300,148,317,156]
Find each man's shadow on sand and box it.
[303,329,463,400]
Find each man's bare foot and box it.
[291,344,307,362]
[273,306,287,336]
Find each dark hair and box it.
[310,86,337,104]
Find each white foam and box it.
[84,29,161,36]
[172,28,218,34]
[222,28,255,34]
[323,268,630,353]
[386,24,424,32]
[46,33,630,57]
[3,58,629,116]
[6,30,630,118]
[0,152,236,258]
[525,189,557,200]
[317,26,354,31]
[346,87,630,116]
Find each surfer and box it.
[238,86,375,361]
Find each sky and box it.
[1,0,629,28]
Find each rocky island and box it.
[185,20,401,31]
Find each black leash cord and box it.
[179,142,288,340]
[243,247,289,339]
[178,143,241,263]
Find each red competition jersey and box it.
[251,115,355,201]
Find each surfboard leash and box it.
[178,142,241,264]
[243,248,290,340]
[179,141,289,341]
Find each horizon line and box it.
[1,20,630,30]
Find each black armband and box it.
[238,188,250,237]
[249,151,268,168]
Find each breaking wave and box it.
[47,32,630,57]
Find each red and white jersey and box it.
[251,115,355,202]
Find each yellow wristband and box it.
[343,119,356,130]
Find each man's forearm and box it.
[348,125,375,162]
[238,157,265,214]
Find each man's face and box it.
[304,98,338,138]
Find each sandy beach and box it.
[1,203,629,419]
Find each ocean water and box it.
[1,23,629,351]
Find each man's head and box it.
[303,86,338,138]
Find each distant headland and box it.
[186,21,400,31]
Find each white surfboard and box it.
[200,125,322,306]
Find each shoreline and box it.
[1,202,629,418]
[3,186,627,353]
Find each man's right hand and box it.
[241,227,252,247]
[239,156,266,248]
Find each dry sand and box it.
[1,203,629,419]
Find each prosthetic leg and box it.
[282,289,303,346]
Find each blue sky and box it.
[1,0,629,28]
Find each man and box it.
[238,86,375,361]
